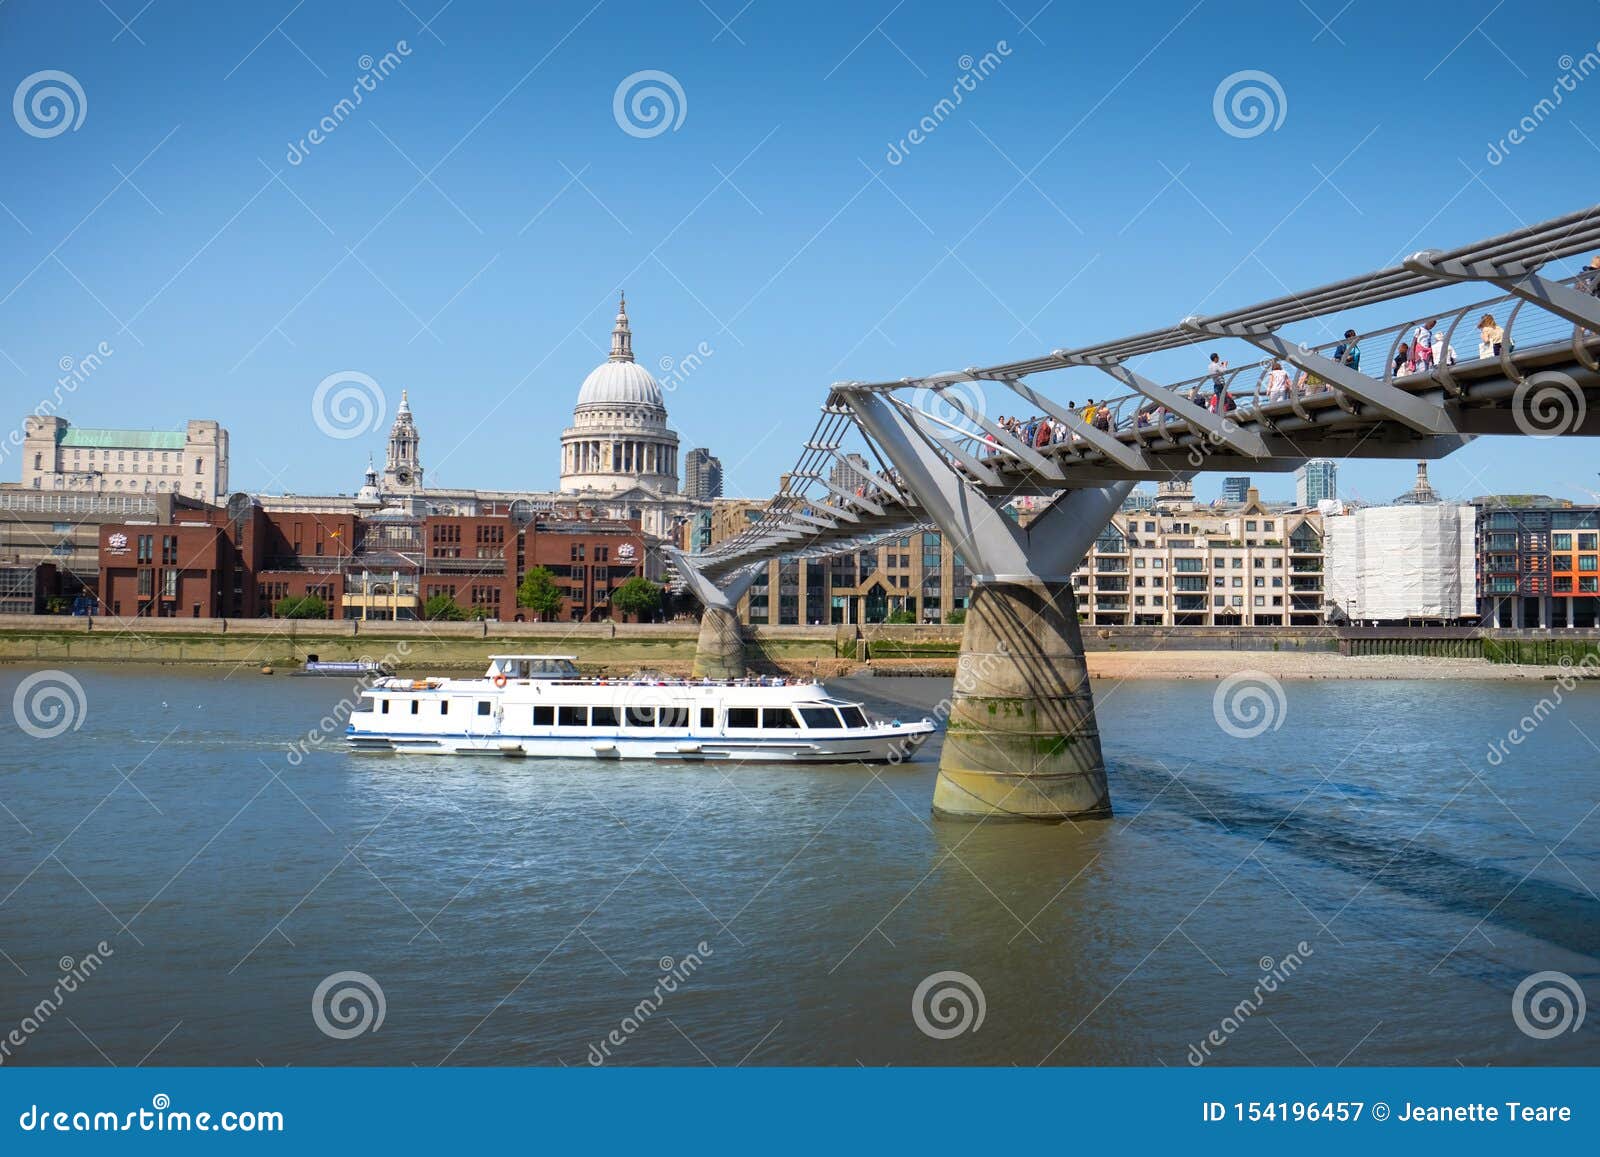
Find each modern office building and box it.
[827,452,872,497]
[0,486,212,609]
[1221,476,1251,505]
[683,448,724,501]
[1473,497,1600,628]
[96,500,645,621]
[1295,458,1338,506]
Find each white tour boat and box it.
[345,655,938,763]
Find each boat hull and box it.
[345,723,935,763]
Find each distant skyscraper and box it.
[684,448,723,500]
[1296,459,1338,506]
[1221,476,1251,505]
[1121,486,1156,512]
[828,452,871,495]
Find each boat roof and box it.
[487,654,578,661]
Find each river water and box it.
[1,664,1596,1067]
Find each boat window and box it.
[625,706,657,727]
[837,706,868,729]
[440,700,449,715]
[411,701,419,715]
[477,701,492,716]
[659,706,690,728]
[533,705,554,726]
[727,707,759,728]
[799,707,841,729]
[592,706,620,727]
[762,708,800,729]
[381,700,390,715]
[558,706,587,727]
[699,707,715,728]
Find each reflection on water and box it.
[1,667,1596,1066]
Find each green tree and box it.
[944,609,967,625]
[886,608,916,624]
[275,595,328,619]
[423,593,467,621]
[611,576,662,622]
[517,566,564,619]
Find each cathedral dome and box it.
[574,294,664,413]
[559,294,680,496]
[576,359,665,411]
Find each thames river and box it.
[1,665,1596,1066]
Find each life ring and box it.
[492,674,508,688]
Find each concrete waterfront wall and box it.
[1,616,1595,670]
[0,615,841,672]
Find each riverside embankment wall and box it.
[0,617,1595,671]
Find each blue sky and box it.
[2,0,1598,506]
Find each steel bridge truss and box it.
[686,206,1600,589]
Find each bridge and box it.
[672,206,1600,822]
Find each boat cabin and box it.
[487,655,580,681]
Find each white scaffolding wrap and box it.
[1324,505,1477,621]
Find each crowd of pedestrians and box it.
[967,254,1600,457]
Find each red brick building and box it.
[97,501,644,621]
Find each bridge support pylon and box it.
[841,387,1134,821]
[666,549,760,680]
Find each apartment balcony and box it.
[1289,578,1322,593]
[1290,560,1323,573]
[1095,577,1129,593]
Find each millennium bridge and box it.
[671,206,1600,822]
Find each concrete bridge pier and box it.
[842,386,1134,821]
[666,549,759,680]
